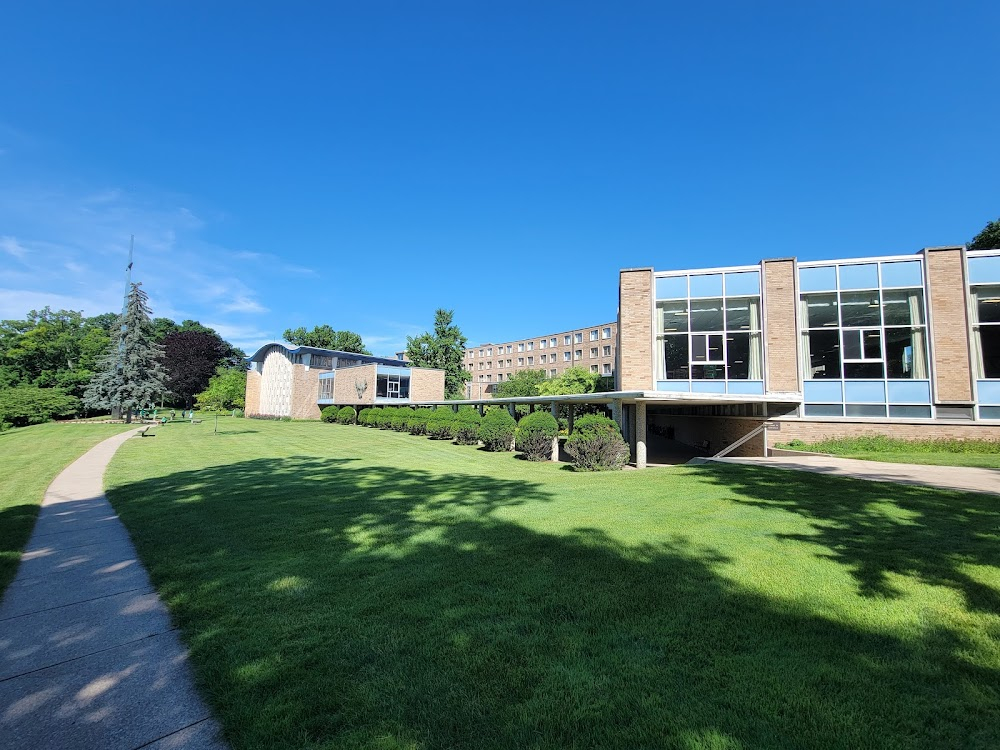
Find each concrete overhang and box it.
[417,390,802,408]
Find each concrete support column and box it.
[567,405,575,434]
[507,404,516,419]
[635,402,647,469]
[550,403,560,462]
[452,404,458,413]
[611,399,623,433]
[529,404,535,414]
[478,403,484,416]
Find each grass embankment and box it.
[106,420,1000,749]
[778,434,1000,469]
[0,422,135,592]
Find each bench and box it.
[137,425,154,437]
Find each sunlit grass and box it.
[777,434,1000,468]
[0,422,134,593]
[106,420,1000,749]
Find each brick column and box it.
[762,258,800,394]
[924,246,974,404]
[618,268,654,391]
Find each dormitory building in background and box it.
[244,244,1000,464]
[463,323,617,399]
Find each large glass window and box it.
[655,276,762,383]
[800,259,930,419]
[973,284,1000,378]
[376,374,410,399]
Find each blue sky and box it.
[2,2,998,355]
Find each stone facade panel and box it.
[290,365,322,420]
[333,364,377,406]
[926,247,974,403]
[618,269,653,391]
[763,259,799,394]
[410,369,446,402]
[245,369,261,416]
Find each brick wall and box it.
[290,365,322,420]
[618,269,653,391]
[767,419,1000,447]
[763,258,800,394]
[410,368,445,402]
[650,414,767,458]
[333,364,377,406]
[245,369,261,415]
[925,247,974,403]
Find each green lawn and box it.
[105,421,1000,749]
[777,435,1000,469]
[0,422,135,592]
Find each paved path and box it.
[0,429,227,750]
[707,454,1000,495]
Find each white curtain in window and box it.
[748,298,763,379]
[908,291,928,378]
[798,298,813,379]
[969,288,982,378]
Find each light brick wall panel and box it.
[926,248,974,403]
[333,364,377,406]
[763,259,799,394]
[618,269,654,391]
[245,370,261,416]
[291,365,322,420]
[410,369,446,402]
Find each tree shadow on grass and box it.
[0,503,40,594]
[106,458,1000,750]
[694,463,1000,612]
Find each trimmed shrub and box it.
[564,414,629,471]
[426,409,456,439]
[337,406,356,425]
[358,407,377,426]
[320,405,339,423]
[408,409,430,435]
[514,410,559,461]
[390,407,415,431]
[479,407,516,452]
[375,407,395,429]
[453,408,482,445]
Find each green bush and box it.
[564,414,629,471]
[374,407,395,429]
[357,407,376,426]
[515,410,559,461]
[337,406,356,425]
[0,386,80,427]
[390,407,415,431]
[453,408,482,445]
[479,407,516,452]
[426,409,456,439]
[408,409,430,435]
[320,405,339,423]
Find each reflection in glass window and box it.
[799,265,837,292]
[655,275,687,299]
[838,263,879,290]
[840,292,881,327]
[882,290,924,326]
[884,328,928,378]
[658,301,689,332]
[376,374,410,399]
[724,271,760,296]
[690,299,725,332]
[689,273,723,297]
[801,294,839,328]
[973,285,1000,378]
[880,261,922,287]
[663,336,689,379]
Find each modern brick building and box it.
[612,245,1000,462]
[464,322,617,399]
[244,344,445,419]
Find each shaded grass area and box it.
[0,422,135,593]
[105,421,1000,749]
[777,434,1000,468]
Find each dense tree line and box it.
[0,298,247,424]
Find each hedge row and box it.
[324,404,629,470]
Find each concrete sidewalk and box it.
[706,454,1000,495]
[0,429,227,750]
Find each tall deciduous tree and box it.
[163,330,227,409]
[282,325,370,354]
[83,283,166,422]
[195,367,247,411]
[970,218,1000,250]
[537,366,600,396]
[493,369,547,399]
[405,309,470,399]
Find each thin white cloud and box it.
[219,296,268,314]
[1,235,28,260]
[0,286,123,320]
